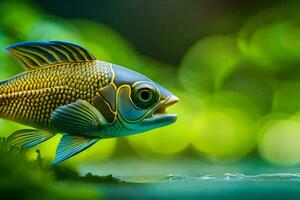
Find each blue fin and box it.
[50,100,108,134]
[5,41,96,70]
[7,129,55,148]
[52,134,100,165]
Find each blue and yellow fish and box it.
[0,41,178,164]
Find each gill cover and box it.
[94,83,117,124]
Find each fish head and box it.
[97,64,179,136]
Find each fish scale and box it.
[0,61,113,129]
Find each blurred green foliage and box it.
[1,0,300,168]
[0,139,101,200]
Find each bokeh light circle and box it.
[259,119,300,166]
[192,107,257,160]
[179,35,241,95]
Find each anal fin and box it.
[52,134,100,165]
[7,129,55,148]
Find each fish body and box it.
[2,41,178,164]
[0,61,112,130]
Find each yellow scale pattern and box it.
[0,61,112,129]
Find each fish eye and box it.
[132,83,159,109]
[138,89,152,102]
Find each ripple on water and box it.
[145,173,300,183]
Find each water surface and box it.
[79,158,300,199]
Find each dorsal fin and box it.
[4,41,96,70]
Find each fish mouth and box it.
[151,95,179,118]
[140,95,179,128]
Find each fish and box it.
[1,41,179,164]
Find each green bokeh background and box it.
[1,0,300,168]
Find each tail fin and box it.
[7,129,55,148]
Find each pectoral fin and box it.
[52,134,100,165]
[7,129,55,148]
[50,100,108,134]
